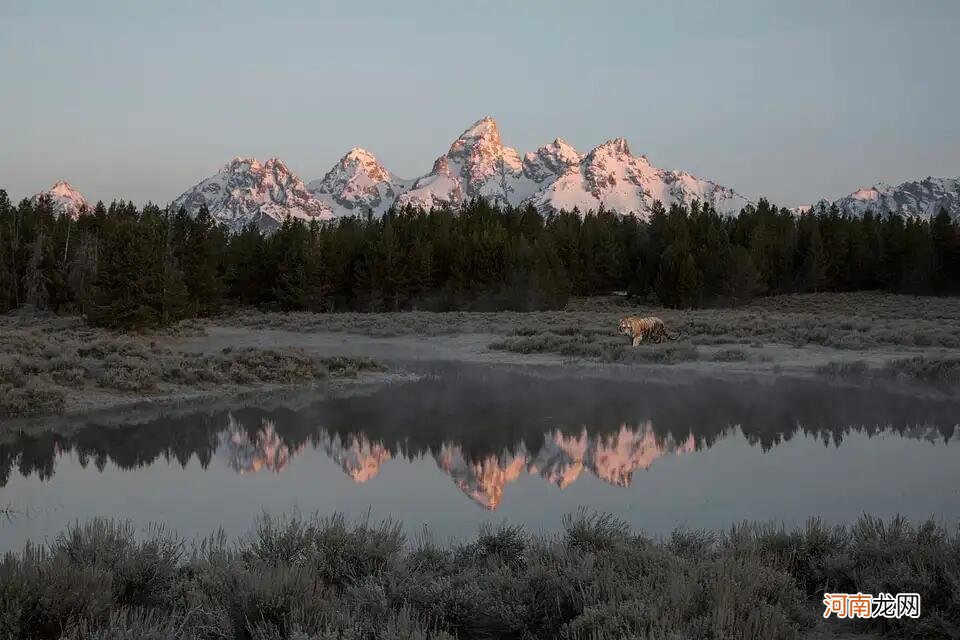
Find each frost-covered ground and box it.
[0,316,384,418]
[4,292,960,419]
[211,292,960,380]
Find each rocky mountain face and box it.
[168,117,751,228]
[793,177,960,219]
[394,117,750,218]
[395,116,537,210]
[832,177,960,218]
[170,157,333,231]
[521,137,583,184]
[52,119,960,229]
[525,137,749,217]
[32,181,90,218]
[307,148,412,217]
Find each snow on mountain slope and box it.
[832,177,960,218]
[522,138,583,184]
[32,181,90,218]
[390,117,749,218]
[307,148,412,217]
[171,117,751,225]
[790,177,960,219]
[395,116,539,210]
[527,138,750,218]
[170,157,333,231]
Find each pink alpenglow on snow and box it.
[32,181,90,219]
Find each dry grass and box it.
[0,316,383,418]
[0,512,955,640]
[217,292,960,361]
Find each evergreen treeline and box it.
[1,189,958,328]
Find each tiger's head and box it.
[617,318,632,336]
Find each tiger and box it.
[617,316,680,346]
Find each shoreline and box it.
[3,328,958,427]
[4,291,960,424]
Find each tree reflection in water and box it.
[1,365,957,511]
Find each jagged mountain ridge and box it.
[169,117,752,227]
[525,137,749,218]
[32,181,90,219]
[395,116,538,211]
[394,117,751,218]
[37,121,959,228]
[834,177,960,218]
[795,176,960,219]
[169,157,333,231]
[307,148,413,218]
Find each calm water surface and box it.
[2,364,959,551]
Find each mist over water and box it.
[1,363,958,551]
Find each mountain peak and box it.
[595,137,631,155]
[522,139,582,183]
[308,147,411,217]
[468,115,498,131]
[171,156,332,231]
[455,116,501,146]
[263,157,289,172]
[343,147,377,162]
[33,181,90,218]
[223,157,262,173]
[387,119,748,217]
[832,176,960,219]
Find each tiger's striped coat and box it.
[617,316,679,346]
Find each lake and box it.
[2,363,959,552]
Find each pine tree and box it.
[178,205,225,315]
[87,216,161,328]
[798,214,827,291]
[21,223,50,311]
[656,242,702,308]
[725,245,764,304]
[931,208,959,293]
[0,190,12,312]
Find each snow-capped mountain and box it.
[833,177,960,218]
[307,148,412,217]
[395,116,537,210]
[170,157,333,231]
[391,117,749,218]
[794,177,960,219]
[168,116,751,227]
[521,138,583,184]
[32,181,90,218]
[527,137,750,218]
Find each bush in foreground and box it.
[1,513,957,639]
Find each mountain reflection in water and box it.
[2,365,957,512]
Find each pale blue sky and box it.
[2,0,957,208]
